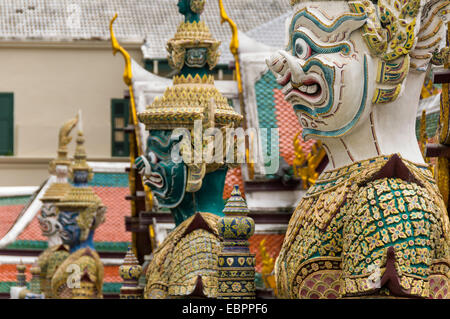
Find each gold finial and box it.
[16,261,27,287]
[293,133,326,189]
[258,239,277,295]
[119,246,143,299]
[245,131,255,180]
[49,115,78,175]
[71,130,93,182]
[29,263,42,295]
[110,13,132,86]
[217,0,254,179]
[218,0,240,91]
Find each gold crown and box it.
[138,74,242,130]
[56,186,105,241]
[166,21,221,71]
[171,21,216,43]
[56,187,102,208]
[41,183,72,203]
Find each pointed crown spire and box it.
[223,185,249,216]
[71,110,93,184]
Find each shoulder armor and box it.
[144,213,221,299]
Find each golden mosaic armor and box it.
[267,0,450,299]
[51,248,104,299]
[276,154,450,298]
[144,213,221,298]
[36,245,70,298]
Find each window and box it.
[111,98,130,157]
[0,93,14,155]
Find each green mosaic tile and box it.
[0,282,24,293]
[94,241,130,252]
[0,281,121,295]
[255,71,279,130]
[0,196,31,206]
[102,282,121,294]
[86,172,129,188]
[254,272,264,289]
[6,240,130,252]
[255,71,281,178]
[415,111,440,140]
[6,240,48,250]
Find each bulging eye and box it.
[148,151,157,164]
[294,38,312,60]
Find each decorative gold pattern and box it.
[293,136,327,189]
[36,244,70,298]
[348,0,417,103]
[276,154,450,299]
[138,74,242,130]
[70,131,93,182]
[41,183,72,203]
[259,239,277,295]
[190,0,205,14]
[55,187,104,241]
[218,186,256,299]
[144,213,221,299]
[48,116,78,174]
[51,248,104,299]
[119,247,143,298]
[55,128,106,242]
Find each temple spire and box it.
[70,111,93,186]
[119,246,143,299]
[217,185,256,298]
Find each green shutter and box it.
[0,93,13,155]
[111,99,130,157]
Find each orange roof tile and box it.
[223,167,245,199]
[103,265,122,283]
[0,264,32,282]
[273,88,315,165]
[249,234,285,272]
[0,205,25,239]
[17,187,131,243]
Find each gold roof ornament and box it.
[70,112,93,183]
[43,115,79,203]
[48,115,78,175]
